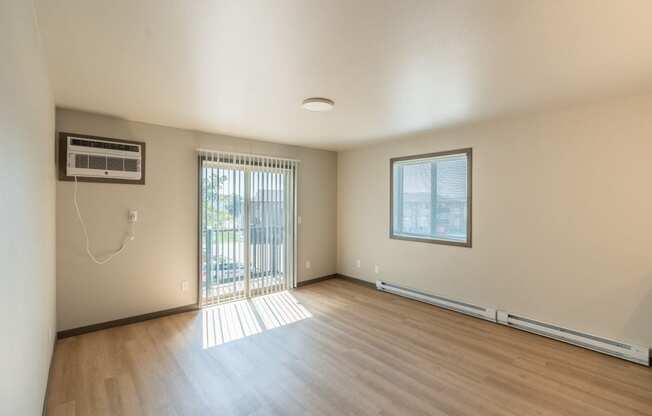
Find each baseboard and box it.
[57,303,199,339]
[336,273,377,289]
[296,273,376,289]
[296,274,337,287]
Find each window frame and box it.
[389,148,472,248]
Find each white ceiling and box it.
[36,0,652,150]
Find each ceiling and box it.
[36,0,652,150]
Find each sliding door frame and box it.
[197,154,298,307]
[197,155,202,308]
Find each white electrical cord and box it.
[73,176,135,265]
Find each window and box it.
[390,148,472,247]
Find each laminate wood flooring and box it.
[46,278,652,415]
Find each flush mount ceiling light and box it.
[302,97,334,112]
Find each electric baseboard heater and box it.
[376,280,497,322]
[376,280,649,366]
[496,311,649,366]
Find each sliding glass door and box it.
[199,152,297,306]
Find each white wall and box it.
[338,95,652,348]
[0,1,56,414]
[56,109,337,331]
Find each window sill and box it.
[389,233,472,248]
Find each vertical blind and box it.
[198,149,298,306]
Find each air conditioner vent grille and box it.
[89,155,107,170]
[107,157,124,171]
[71,138,139,152]
[124,159,139,172]
[75,154,89,169]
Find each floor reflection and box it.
[202,291,312,348]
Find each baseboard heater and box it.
[496,311,649,366]
[376,280,650,366]
[375,280,497,322]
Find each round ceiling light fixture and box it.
[302,97,334,112]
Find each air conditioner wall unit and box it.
[58,132,146,184]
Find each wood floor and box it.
[46,278,652,416]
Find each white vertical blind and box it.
[198,149,298,306]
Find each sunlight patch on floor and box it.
[202,291,312,348]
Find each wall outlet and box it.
[374,265,380,274]
[356,259,361,268]
[305,260,311,269]
[298,216,302,225]
[128,210,138,223]
[181,281,189,292]
[48,327,53,342]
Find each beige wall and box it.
[56,109,337,331]
[338,95,652,348]
[0,0,56,414]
